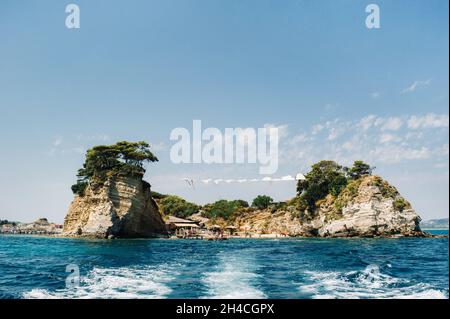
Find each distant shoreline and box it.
[1,232,447,240]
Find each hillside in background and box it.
[421,218,449,229]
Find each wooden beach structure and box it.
[165,216,202,239]
[225,225,238,236]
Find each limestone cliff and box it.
[314,176,422,237]
[63,176,166,238]
[228,176,424,237]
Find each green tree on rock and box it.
[202,200,242,220]
[252,195,274,209]
[232,199,250,208]
[295,160,376,211]
[347,160,374,180]
[297,160,348,208]
[160,195,199,218]
[71,141,158,196]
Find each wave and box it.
[202,253,267,299]
[23,264,178,299]
[299,264,448,299]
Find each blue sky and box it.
[0,0,448,223]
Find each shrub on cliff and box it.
[370,176,400,198]
[151,191,167,200]
[333,178,363,213]
[347,160,374,180]
[393,197,411,212]
[297,160,348,209]
[233,199,250,208]
[252,195,274,209]
[71,181,88,196]
[71,141,158,196]
[296,160,376,211]
[160,195,199,218]
[329,175,348,196]
[202,199,248,220]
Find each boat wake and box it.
[202,252,267,299]
[299,264,448,299]
[23,264,178,299]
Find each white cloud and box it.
[407,113,449,129]
[312,123,324,134]
[53,136,63,147]
[381,117,403,131]
[370,146,430,164]
[76,134,110,141]
[358,116,402,132]
[263,123,289,139]
[278,113,448,168]
[197,175,296,185]
[401,79,431,94]
[323,119,350,141]
[379,133,401,144]
[288,133,309,144]
[357,115,378,131]
[371,92,381,99]
[405,131,424,140]
[165,113,448,188]
[327,127,339,140]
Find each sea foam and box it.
[23,264,178,299]
[202,252,267,299]
[299,264,448,299]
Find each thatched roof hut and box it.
[165,216,200,230]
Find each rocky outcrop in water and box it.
[230,176,424,237]
[314,176,422,237]
[63,176,166,238]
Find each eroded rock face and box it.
[63,176,166,238]
[228,176,423,237]
[314,176,422,237]
[317,192,420,237]
[233,209,305,237]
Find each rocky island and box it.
[158,160,429,238]
[63,141,165,238]
[62,141,430,239]
[226,175,423,238]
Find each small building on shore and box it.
[225,225,238,236]
[165,216,201,238]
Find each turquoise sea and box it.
[0,231,448,299]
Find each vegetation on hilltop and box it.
[159,195,200,218]
[296,160,375,211]
[0,220,17,226]
[202,199,250,220]
[347,160,374,180]
[154,160,382,222]
[252,195,274,210]
[71,141,158,196]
